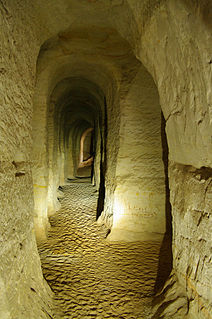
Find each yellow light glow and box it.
[113,197,125,227]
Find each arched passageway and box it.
[32,26,168,243]
[1,1,212,319]
[32,23,172,318]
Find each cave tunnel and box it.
[31,24,173,318]
[1,1,212,319]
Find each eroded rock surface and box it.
[169,163,212,318]
[38,182,170,319]
[1,1,212,318]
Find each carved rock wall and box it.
[1,1,212,318]
[0,1,52,318]
[107,65,166,241]
[169,163,212,318]
[132,2,212,316]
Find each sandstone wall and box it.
[1,1,212,318]
[129,1,212,317]
[108,65,166,241]
[169,163,212,318]
[0,1,52,318]
[136,0,212,169]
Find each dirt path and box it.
[38,182,165,319]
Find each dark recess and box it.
[154,112,173,293]
[96,97,107,220]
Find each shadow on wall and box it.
[154,113,173,293]
[96,97,107,220]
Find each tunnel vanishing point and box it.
[0,1,212,318]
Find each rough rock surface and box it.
[169,163,212,318]
[107,65,166,241]
[0,1,52,318]
[152,272,188,319]
[38,182,171,318]
[1,1,212,318]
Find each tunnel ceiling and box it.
[49,77,106,149]
[52,78,105,124]
[35,25,140,103]
[38,25,141,156]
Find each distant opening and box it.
[77,127,94,178]
[79,127,94,167]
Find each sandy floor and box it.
[38,182,170,319]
